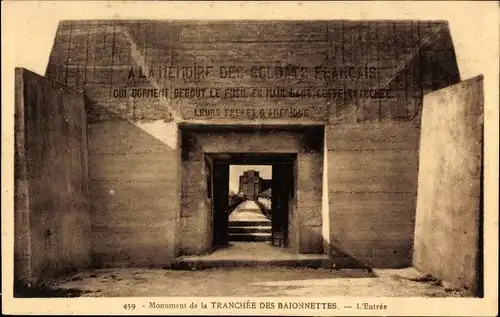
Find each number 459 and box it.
[123,304,136,310]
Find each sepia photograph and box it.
[2,1,498,316]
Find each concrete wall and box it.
[45,20,459,126]
[14,68,90,286]
[326,121,420,268]
[413,76,484,295]
[296,150,324,254]
[324,29,461,268]
[179,130,212,255]
[42,20,462,267]
[179,129,323,255]
[44,22,183,267]
[87,118,181,267]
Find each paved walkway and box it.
[229,200,268,222]
[228,200,272,242]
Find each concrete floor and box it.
[42,202,470,298]
[48,266,470,297]
[44,241,470,298]
[177,242,329,261]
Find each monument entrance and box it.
[13,19,478,290]
[179,126,324,256]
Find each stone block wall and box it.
[14,68,90,287]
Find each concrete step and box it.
[172,257,334,270]
[236,208,262,213]
[229,226,272,234]
[229,220,271,227]
[171,242,368,271]
[229,233,272,242]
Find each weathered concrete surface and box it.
[176,241,330,267]
[323,24,462,268]
[326,121,420,268]
[40,20,462,268]
[14,68,90,286]
[45,20,459,125]
[413,75,484,295]
[296,151,324,254]
[88,119,181,267]
[48,267,470,297]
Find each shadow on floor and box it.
[14,280,89,298]
[173,242,376,278]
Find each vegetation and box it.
[227,191,247,215]
[256,189,272,219]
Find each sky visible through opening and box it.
[229,165,272,194]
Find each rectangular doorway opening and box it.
[206,153,296,251]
